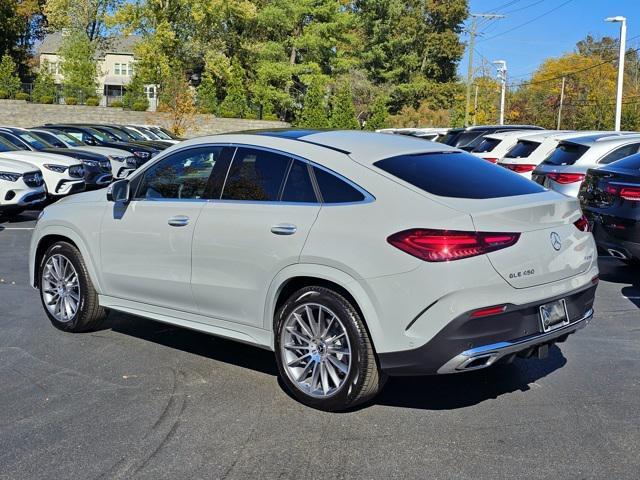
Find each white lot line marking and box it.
[623,296,640,300]
[1,227,34,230]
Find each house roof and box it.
[38,32,140,58]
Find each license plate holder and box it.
[539,299,569,333]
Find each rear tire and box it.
[274,286,386,411]
[38,241,106,332]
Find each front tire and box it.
[274,286,385,411]
[38,241,106,332]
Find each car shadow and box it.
[103,310,567,411]
[597,257,640,308]
[0,209,40,225]
[373,345,566,411]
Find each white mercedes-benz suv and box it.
[29,130,598,411]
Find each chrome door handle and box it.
[271,224,297,235]
[168,215,190,227]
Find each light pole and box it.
[605,16,627,131]
[493,60,507,125]
[464,13,505,126]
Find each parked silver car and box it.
[532,133,640,197]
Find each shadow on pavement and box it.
[104,310,568,411]
[598,257,640,308]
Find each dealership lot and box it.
[1,211,639,479]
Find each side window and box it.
[282,160,317,203]
[599,143,640,164]
[312,167,366,203]
[221,147,290,201]
[136,147,223,200]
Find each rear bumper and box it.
[378,283,597,376]
[587,214,640,261]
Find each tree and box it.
[32,61,57,101]
[44,0,122,42]
[58,31,98,102]
[1,0,46,78]
[158,69,196,136]
[219,60,249,118]
[0,54,22,98]
[295,77,329,128]
[364,95,389,130]
[122,73,148,110]
[329,81,359,129]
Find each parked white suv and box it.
[29,130,598,410]
[0,158,46,215]
[0,137,84,198]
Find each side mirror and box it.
[106,179,130,203]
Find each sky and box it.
[461,0,640,82]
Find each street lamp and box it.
[493,60,507,125]
[605,16,627,132]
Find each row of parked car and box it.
[381,124,640,265]
[0,124,182,216]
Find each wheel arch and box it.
[265,264,382,352]
[32,226,103,293]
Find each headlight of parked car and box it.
[82,160,99,167]
[125,156,137,167]
[133,151,150,159]
[0,171,21,182]
[43,164,68,173]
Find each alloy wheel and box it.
[41,254,81,323]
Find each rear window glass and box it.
[505,140,540,158]
[437,131,458,145]
[543,142,589,166]
[374,151,545,199]
[609,152,640,170]
[472,137,501,153]
[452,131,482,147]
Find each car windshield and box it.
[543,142,589,166]
[0,137,18,152]
[54,131,85,146]
[31,131,66,148]
[85,128,111,142]
[121,127,145,140]
[505,140,541,158]
[374,151,545,199]
[17,132,53,150]
[472,137,501,153]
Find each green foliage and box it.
[122,73,148,110]
[58,31,98,101]
[109,100,123,108]
[132,101,148,111]
[39,95,54,104]
[365,95,389,130]
[0,54,21,98]
[86,97,99,106]
[65,96,78,105]
[219,60,249,118]
[329,82,359,129]
[196,72,218,114]
[295,77,329,128]
[0,89,9,99]
[15,92,29,100]
[45,0,122,42]
[32,62,57,102]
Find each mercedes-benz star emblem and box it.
[550,231,562,251]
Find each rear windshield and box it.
[472,137,501,153]
[374,151,545,199]
[505,140,540,158]
[543,142,589,166]
[437,131,460,145]
[609,152,640,171]
[452,131,482,147]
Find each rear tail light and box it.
[574,214,590,232]
[484,157,498,163]
[470,305,507,318]
[387,229,521,262]
[504,163,536,173]
[605,184,640,201]
[547,172,585,184]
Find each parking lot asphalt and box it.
[1,210,639,480]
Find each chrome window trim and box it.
[126,141,375,205]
